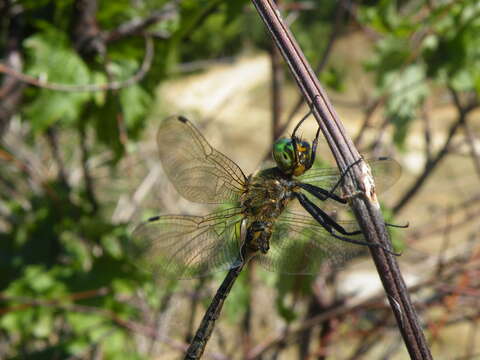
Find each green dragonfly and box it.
[133,115,400,278]
[132,115,401,359]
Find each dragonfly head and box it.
[273,137,312,176]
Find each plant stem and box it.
[184,260,245,360]
[250,1,433,359]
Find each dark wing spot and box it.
[178,116,188,123]
[147,216,160,222]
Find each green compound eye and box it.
[273,138,295,174]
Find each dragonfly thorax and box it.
[240,168,298,256]
[241,168,296,219]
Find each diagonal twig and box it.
[0,36,154,92]
[250,1,432,359]
[393,87,478,215]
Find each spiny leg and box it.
[295,192,400,256]
[298,182,347,203]
[296,192,361,236]
[386,222,409,229]
[292,94,321,138]
[328,158,363,195]
[299,183,408,230]
[292,95,322,168]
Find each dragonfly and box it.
[132,115,402,359]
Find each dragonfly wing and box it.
[131,207,244,279]
[255,211,368,274]
[298,157,402,195]
[157,116,247,204]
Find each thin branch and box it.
[250,1,432,359]
[270,39,284,142]
[422,99,433,162]
[353,97,383,148]
[463,118,480,179]
[45,126,70,189]
[0,36,154,92]
[70,0,105,59]
[407,193,480,242]
[103,0,179,42]
[0,3,26,136]
[79,122,98,213]
[248,250,479,359]
[393,88,477,215]
[281,0,348,135]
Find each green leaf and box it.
[23,27,92,131]
[91,92,124,159]
[384,65,428,148]
[67,312,105,333]
[119,84,152,137]
[32,311,54,338]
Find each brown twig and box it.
[353,97,383,148]
[248,249,479,359]
[407,193,480,242]
[103,0,179,42]
[422,99,433,162]
[45,126,70,189]
[463,119,480,179]
[70,0,105,60]
[279,0,348,138]
[0,36,154,92]
[78,120,98,213]
[393,88,478,215]
[250,1,432,359]
[270,38,284,142]
[0,2,26,136]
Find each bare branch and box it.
[103,1,179,42]
[393,88,478,215]
[0,36,154,92]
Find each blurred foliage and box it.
[2,0,477,358]
[361,0,480,148]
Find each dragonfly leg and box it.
[295,192,401,256]
[292,95,323,170]
[328,158,363,195]
[308,125,321,168]
[386,221,409,228]
[298,182,347,203]
[295,192,361,235]
[298,159,365,204]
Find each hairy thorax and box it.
[240,167,298,254]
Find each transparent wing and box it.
[131,207,244,279]
[298,157,402,195]
[255,211,368,274]
[157,116,247,204]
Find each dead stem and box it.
[251,1,432,358]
